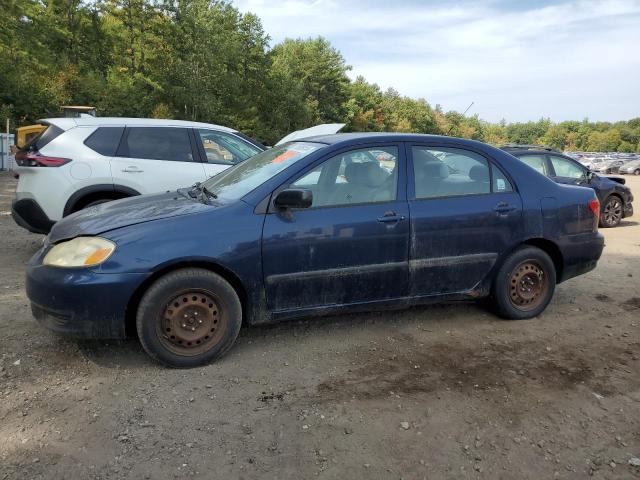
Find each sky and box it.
[232,0,640,123]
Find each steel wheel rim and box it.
[603,198,622,226]
[508,260,548,311]
[156,290,226,356]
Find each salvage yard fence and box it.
[0,133,15,170]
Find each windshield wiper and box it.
[202,185,217,199]
[188,182,217,203]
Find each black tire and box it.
[490,246,556,320]
[634,169,640,176]
[136,268,242,368]
[599,195,623,228]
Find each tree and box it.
[270,37,351,124]
[1,0,638,153]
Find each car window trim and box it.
[188,128,206,163]
[266,142,406,214]
[407,142,516,200]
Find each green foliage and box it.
[270,37,351,125]
[0,0,638,151]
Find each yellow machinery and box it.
[14,124,47,150]
[11,106,96,152]
[61,106,96,117]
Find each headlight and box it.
[43,237,116,268]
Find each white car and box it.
[12,116,343,233]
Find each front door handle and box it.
[377,211,406,223]
[122,166,143,173]
[493,202,516,214]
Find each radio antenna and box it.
[447,101,474,136]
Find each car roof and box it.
[501,146,564,157]
[297,132,486,147]
[40,116,237,133]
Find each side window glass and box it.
[412,147,490,199]
[120,127,194,162]
[519,155,546,175]
[197,129,261,165]
[549,155,585,179]
[291,146,398,208]
[492,164,514,192]
[84,127,124,156]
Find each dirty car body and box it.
[26,134,605,364]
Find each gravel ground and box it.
[1,170,639,480]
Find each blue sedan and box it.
[26,133,604,367]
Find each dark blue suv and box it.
[26,134,604,367]
[501,145,633,227]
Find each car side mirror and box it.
[586,170,595,182]
[274,189,313,209]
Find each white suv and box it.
[11,117,265,233]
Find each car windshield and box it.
[202,142,324,201]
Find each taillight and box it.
[15,152,71,167]
[588,199,600,216]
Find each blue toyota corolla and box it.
[27,133,604,367]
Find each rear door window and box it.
[84,127,124,156]
[492,165,514,192]
[548,155,586,179]
[118,127,195,162]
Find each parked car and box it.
[501,145,634,227]
[11,117,267,234]
[27,133,604,367]
[593,159,627,174]
[620,160,640,175]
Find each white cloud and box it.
[234,0,640,122]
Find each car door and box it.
[109,126,207,193]
[547,154,589,186]
[261,144,410,312]
[194,129,263,180]
[408,144,522,296]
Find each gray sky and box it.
[233,0,640,123]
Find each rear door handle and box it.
[377,211,406,223]
[122,166,143,173]
[493,202,516,214]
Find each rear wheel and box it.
[599,196,622,228]
[634,169,640,176]
[490,246,556,320]
[136,268,242,367]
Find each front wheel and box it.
[490,246,556,320]
[599,196,623,228]
[136,268,242,368]
[634,169,640,176]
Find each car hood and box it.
[48,191,211,243]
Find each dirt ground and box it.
[1,171,639,480]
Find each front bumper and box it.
[26,255,149,339]
[12,194,55,234]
